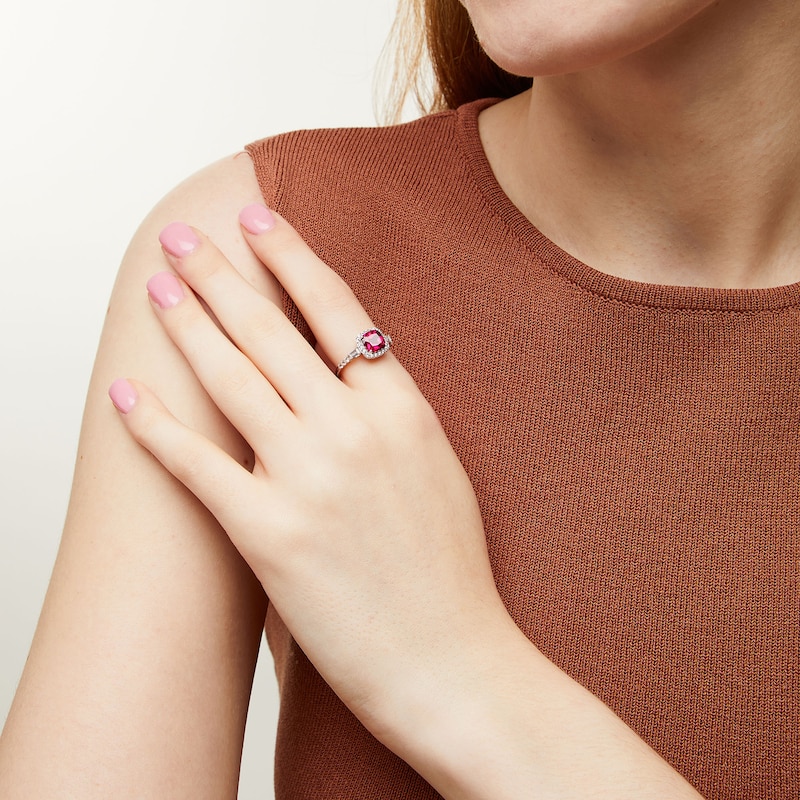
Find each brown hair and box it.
[379,0,531,123]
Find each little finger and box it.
[107,378,259,536]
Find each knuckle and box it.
[245,303,289,341]
[332,415,374,455]
[168,446,205,486]
[217,362,257,400]
[237,402,281,441]
[255,500,313,569]
[156,294,200,344]
[126,399,162,445]
[391,389,441,433]
[261,222,304,257]
[125,402,200,482]
[306,272,356,314]
[251,225,300,269]
[179,250,226,284]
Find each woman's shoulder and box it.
[126,107,464,272]
[126,100,488,312]
[247,106,462,163]
[141,99,492,263]
[244,105,474,210]
[133,152,270,289]
[112,151,278,316]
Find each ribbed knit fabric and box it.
[246,99,799,800]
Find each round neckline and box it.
[456,97,800,312]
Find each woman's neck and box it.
[479,0,800,289]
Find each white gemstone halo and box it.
[336,327,392,376]
[356,328,392,359]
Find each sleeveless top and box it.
[245,99,798,800]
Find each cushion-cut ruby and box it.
[363,330,385,353]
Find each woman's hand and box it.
[108,204,706,800]
[108,204,509,741]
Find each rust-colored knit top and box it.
[246,99,798,800]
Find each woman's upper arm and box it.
[0,153,276,799]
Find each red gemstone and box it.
[362,330,385,353]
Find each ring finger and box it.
[238,205,401,389]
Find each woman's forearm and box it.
[375,610,703,800]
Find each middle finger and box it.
[158,222,340,414]
[145,269,295,457]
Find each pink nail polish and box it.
[109,378,138,414]
[159,222,200,257]
[147,271,184,309]
[239,203,275,235]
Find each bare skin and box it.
[0,155,270,798]
[461,0,720,76]
[477,0,800,288]
[1,0,797,797]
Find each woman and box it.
[0,0,796,797]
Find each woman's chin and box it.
[478,36,621,78]
[468,1,716,78]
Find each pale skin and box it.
[0,0,796,798]
[474,0,800,288]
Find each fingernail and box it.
[147,271,184,309]
[239,203,275,235]
[109,378,138,414]
[159,222,200,257]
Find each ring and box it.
[336,328,393,377]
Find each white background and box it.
[0,0,400,795]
